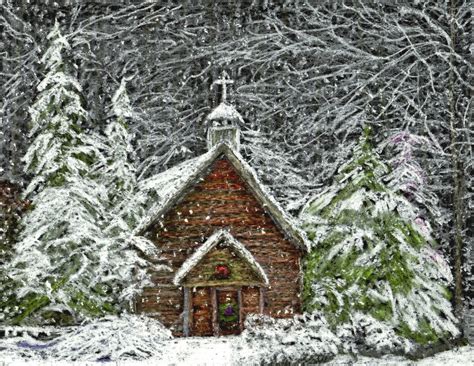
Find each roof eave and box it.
[223,146,310,252]
[136,144,227,236]
[137,142,309,252]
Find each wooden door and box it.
[216,289,241,335]
[192,287,213,336]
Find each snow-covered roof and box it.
[133,150,215,234]
[173,229,269,286]
[136,142,309,252]
[206,102,244,123]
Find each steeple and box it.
[206,71,243,151]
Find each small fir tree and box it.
[300,129,458,344]
[100,78,138,232]
[96,80,164,309]
[97,79,151,246]
[98,80,171,244]
[104,79,137,203]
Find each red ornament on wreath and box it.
[215,264,231,279]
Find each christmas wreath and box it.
[214,264,231,279]
[218,302,238,323]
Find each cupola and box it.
[206,71,243,151]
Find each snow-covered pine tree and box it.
[0,21,110,325]
[102,78,137,208]
[0,23,158,325]
[300,128,459,344]
[21,21,93,197]
[98,78,143,234]
[99,80,176,240]
[382,131,444,226]
[93,79,164,308]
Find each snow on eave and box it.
[133,148,218,236]
[173,229,269,286]
[136,142,309,252]
[206,102,244,123]
[223,145,310,252]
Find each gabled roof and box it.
[135,142,310,252]
[173,229,269,286]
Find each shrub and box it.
[236,312,340,365]
[336,312,413,355]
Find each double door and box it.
[186,286,262,336]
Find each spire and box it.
[206,71,243,151]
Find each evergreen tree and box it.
[1,24,158,325]
[0,22,109,325]
[300,129,458,344]
[382,131,444,226]
[104,79,136,203]
[101,78,138,232]
[21,21,94,197]
[94,80,163,309]
[96,79,150,239]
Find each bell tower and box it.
[206,71,243,151]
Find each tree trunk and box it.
[448,0,464,319]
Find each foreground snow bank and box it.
[51,314,172,361]
[0,313,469,365]
[235,312,416,365]
[328,345,474,366]
[0,339,472,366]
[0,314,172,362]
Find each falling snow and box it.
[0,1,472,364]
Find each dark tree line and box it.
[1,0,471,324]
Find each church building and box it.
[135,73,309,336]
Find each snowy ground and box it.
[0,337,472,366]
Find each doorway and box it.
[184,286,264,336]
[216,289,240,335]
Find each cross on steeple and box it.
[213,71,234,103]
